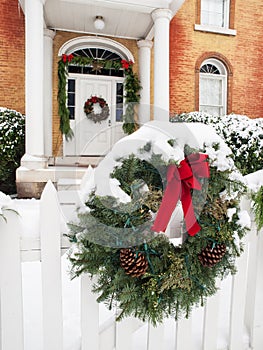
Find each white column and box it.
[21,0,47,169]
[44,29,55,157]
[137,40,153,124]
[152,8,172,121]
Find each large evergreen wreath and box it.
[68,137,248,325]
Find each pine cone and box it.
[198,243,226,267]
[120,248,148,277]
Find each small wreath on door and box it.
[84,96,110,123]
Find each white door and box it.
[64,75,125,156]
[76,78,112,155]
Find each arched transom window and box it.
[199,58,227,116]
[68,48,124,77]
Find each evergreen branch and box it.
[57,57,141,140]
[253,186,263,230]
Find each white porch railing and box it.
[0,180,262,350]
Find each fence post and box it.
[81,274,99,350]
[251,226,263,349]
[116,317,142,350]
[147,323,165,350]
[245,223,263,349]
[229,232,249,350]
[40,180,63,350]
[0,211,24,350]
[202,279,221,350]
[176,317,193,350]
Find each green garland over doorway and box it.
[58,54,141,140]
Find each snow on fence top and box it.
[0,181,69,262]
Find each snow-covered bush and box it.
[171,112,263,176]
[0,108,25,194]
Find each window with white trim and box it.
[199,59,227,116]
[201,0,230,28]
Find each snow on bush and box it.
[0,191,16,221]
[0,108,25,194]
[171,112,263,175]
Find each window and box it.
[116,83,124,122]
[199,59,227,116]
[67,79,76,120]
[201,0,230,28]
[195,0,236,35]
[68,48,124,77]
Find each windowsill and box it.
[195,24,237,36]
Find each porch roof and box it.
[19,0,185,40]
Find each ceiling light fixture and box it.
[94,16,105,30]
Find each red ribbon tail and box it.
[181,186,201,236]
[151,179,181,233]
[186,220,201,236]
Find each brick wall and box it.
[0,0,25,114]
[52,31,139,155]
[170,0,263,119]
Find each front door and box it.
[77,78,112,155]
[64,75,124,156]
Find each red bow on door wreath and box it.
[152,153,210,236]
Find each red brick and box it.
[0,0,25,115]
[169,0,263,119]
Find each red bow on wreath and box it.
[151,153,210,237]
[121,59,134,70]
[91,96,98,104]
[62,54,74,63]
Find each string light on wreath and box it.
[84,96,110,123]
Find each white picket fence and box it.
[0,180,263,350]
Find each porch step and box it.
[57,165,95,194]
[50,156,103,167]
[57,178,82,191]
[16,166,89,183]
[57,179,82,221]
[57,166,95,221]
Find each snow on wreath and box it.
[67,121,250,325]
[84,96,110,123]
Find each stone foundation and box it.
[16,181,50,199]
